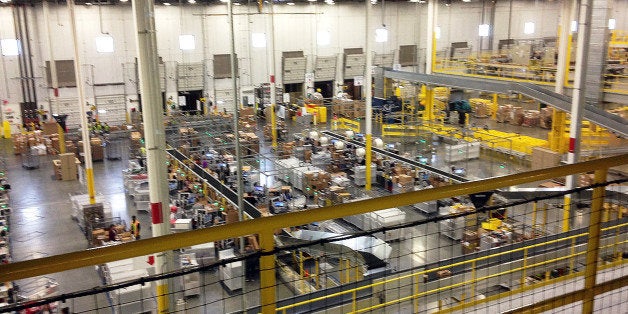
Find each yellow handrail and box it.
[277,225,627,313]
[0,154,626,284]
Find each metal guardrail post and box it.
[582,168,608,313]
[259,230,276,314]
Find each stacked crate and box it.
[331,100,365,119]
[303,171,330,197]
[60,153,79,181]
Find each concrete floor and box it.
[0,113,616,313]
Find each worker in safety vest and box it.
[131,215,141,239]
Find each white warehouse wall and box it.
[0,0,624,124]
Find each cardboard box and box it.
[531,146,561,170]
[462,242,478,254]
[463,230,479,242]
[437,270,452,278]
[398,174,414,184]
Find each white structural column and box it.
[364,0,373,190]
[132,0,172,312]
[564,0,593,232]
[425,0,438,74]
[227,2,246,304]
[43,1,58,107]
[268,0,278,148]
[67,0,96,204]
[554,0,574,94]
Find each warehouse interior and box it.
[0,0,627,313]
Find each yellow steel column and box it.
[413,276,419,312]
[271,104,278,148]
[549,110,567,152]
[563,194,571,232]
[346,260,351,283]
[57,124,66,154]
[582,169,607,314]
[86,168,95,203]
[350,290,356,312]
[564,33,573,87]
[156,283,169,313]
[259,230,276,313]
[2,121,10,139]
[423,86,434,121]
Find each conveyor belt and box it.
[249,218,627,314]
[166,149,262,219]
[322,131,468,183]
[381,68,628,137]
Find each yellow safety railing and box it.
[434,58,628,95]
[381,124,424,137]
[0,154,626,314]
[333,117,361,133]
[282,223,625,314]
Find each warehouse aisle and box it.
[2,137,146,313]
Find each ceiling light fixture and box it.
[287,2,295,5]
[462,0,471,2]
[234,2,241,5]
[163,2,171,5]
[308,0,317,2]
[119,0,128,2]
[188,0,196,3]
[85,2,93,5]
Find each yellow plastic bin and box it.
[317,106,327,123]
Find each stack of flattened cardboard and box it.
[531,146,560,170]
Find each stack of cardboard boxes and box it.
[469,98,491,118]
[280,142,295,159]
[462,230,480,254]
[238,132,260,156]
[60,153,79,180]
[263,120,287,141]
[522,110,541,127]
[578,173,596,187]
[239,108,257,132]
[91,229,107,246]
[12,132,46,155]
[303,171,330,197]
[78,138,104,161]
[331,99,365,119]
[52,153,79,181]
[539,107,553,129]
[328,185,350,205]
